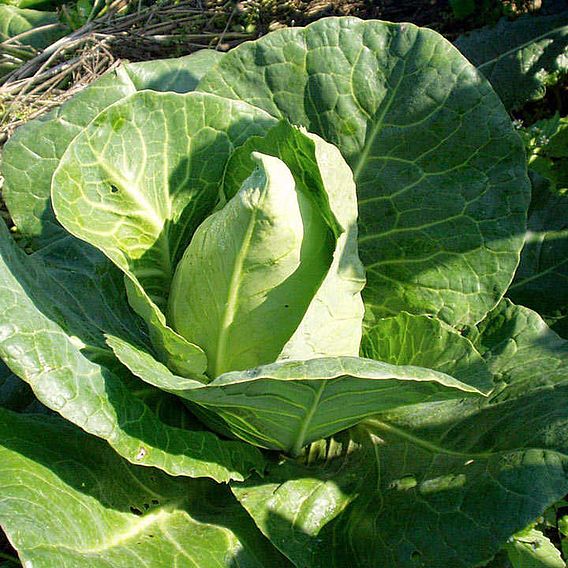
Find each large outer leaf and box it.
[107,335,482,456]
[198,17,529,328]
[191,360,482,455]
[455,12,568,111]
[169,152,334,377]
[1,50,223,248]
[52,91,277,377]
[0,408,288,567]
[233,424,568,568]
[0,220,264,481]
[231,302,568,568]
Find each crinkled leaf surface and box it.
[0,5,65,49]
[376,301,568,462]
[231,302,568,568]
[1,50,223,248]
[507,173,568,336]
[52,91,277,377]
[361,312,494,391]
[232,424,568,568]
[0,408,288,567]
[221,121,365,361]
[107,335,482,455]
[198,17,529,327]
[472,299,568,393]
[169,151,334,377]
[0,220,264,481]
[455,12,568,110]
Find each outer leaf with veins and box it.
[107,335,484,455]
[232,422,568,568]
[0,220,264,482]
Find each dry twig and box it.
[0,1,254,143]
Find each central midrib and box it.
[213,186,267,377]
[477,25,568,70]
[32,499,187,555]
[352,57,407,182]
[291,382,327,457]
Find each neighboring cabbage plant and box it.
[0,17,567,568]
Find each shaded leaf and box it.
[229,301,568,567]
[455,12,568,110]
[232,423,568,568]
[473,299,568,393]
[124,50,224,94]
[0,5,65,49]
[507,172,568,336]
[0,360,33,412]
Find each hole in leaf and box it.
[110,184,119,194]
[130,506,143,516]
[151,499,159,505]
[411,550,421,562]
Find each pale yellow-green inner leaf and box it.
[168,152,332,377]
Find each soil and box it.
[251,0,449,26]
[239,0,543,39]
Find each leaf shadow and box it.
[229,423,568,568]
